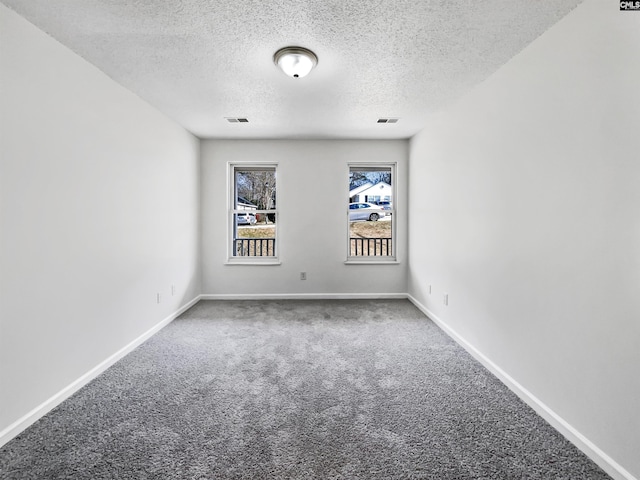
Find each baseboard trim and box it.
[2,293,635,480]
[200,293,407,300]
[0,295,201,449]
[406,294,636,480]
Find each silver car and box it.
[237,212,257,225]
[377,201,392,212]
[349,202,386,221]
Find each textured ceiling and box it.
[2,0,583,139]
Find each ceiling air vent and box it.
[225,117,249,123]
[377,118,399,124]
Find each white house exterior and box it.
[237,197,257,211]
[349,182,393,204]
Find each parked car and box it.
[349,202,386,221]
[377,201,393,212]
[237,212,257,225]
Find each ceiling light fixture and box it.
[273,46,318,78]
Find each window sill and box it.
[225,260,281,266]
[344,259,400,265]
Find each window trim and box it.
[227,162,279,264]
[346,162,397,263]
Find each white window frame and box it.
[227,163,279,265]
[346,163,397,263]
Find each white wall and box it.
[201,140,407,296]
[0,5,200,439]
[408,1,640,478]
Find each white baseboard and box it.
[0,295,201,449]
[2,293,635,480]
[200,293,407,300]
[406,294,636,480]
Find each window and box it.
[229,164,277,262]
[348,164,395,261]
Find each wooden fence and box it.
[234,237,392,257]
[234,238,276,257]
[350,237,392,256]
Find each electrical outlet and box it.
[443,293,448,306]
[300,272,307,280]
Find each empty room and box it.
[0,0,638,479]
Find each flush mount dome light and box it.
[274,46,318,78]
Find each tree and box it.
[349,170,391,190]
[236,171,276,209]
[236,170,276,223]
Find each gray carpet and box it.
[0,299,610,479]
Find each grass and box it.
[350,220,391,238]
[350,220,392,256]
[237,226,275,239]
[236,220,391,257]
[237,221,391,239]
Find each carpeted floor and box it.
[0,299,610,479]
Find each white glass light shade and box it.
[274,47,318,78]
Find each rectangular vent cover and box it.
[377,118,399,124]
[226,117,249,123]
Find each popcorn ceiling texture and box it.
[1,0,583,139]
